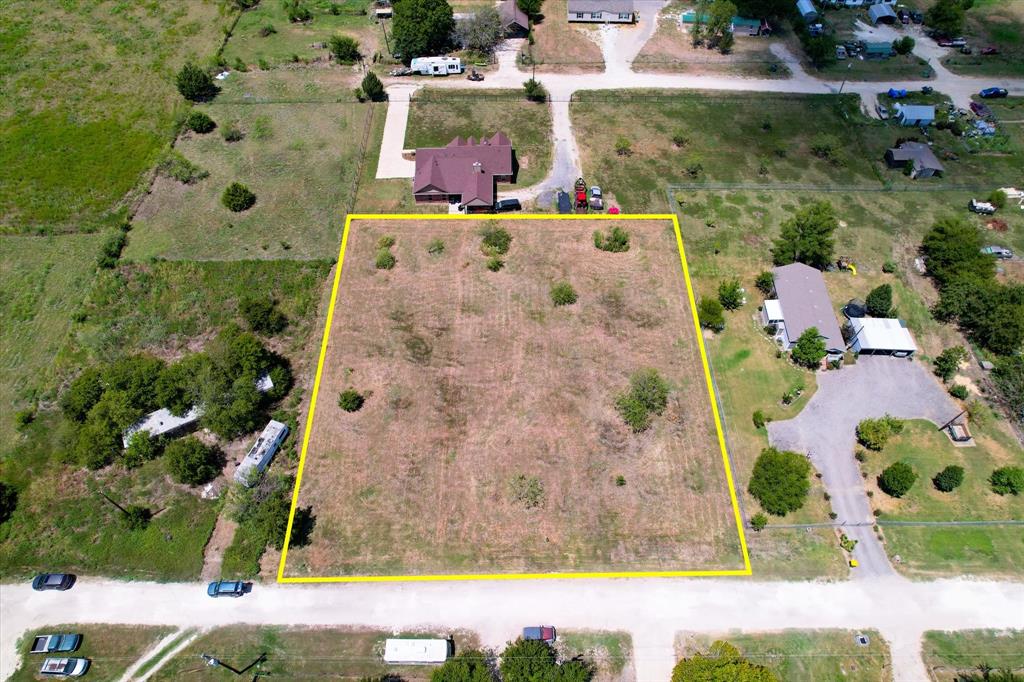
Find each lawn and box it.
[10,625,173,682]
[0,234,104,442]
[922,629,1024,682]
[677,630,892,682]
[152,626,479,680]
[223,0,387,69]
[938,0,1024,77]
[523,0,604,71]
[559,631,635,682]
[353,102,429,213]
[125,101,373,261]
[283,218,743,577]
[0,0,230,232]
[817,53,933,82]
[883,525,1024,578]
[406,89,554,188]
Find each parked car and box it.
[979,87,1009,99]
[897,9,910,23]
[494,198,522,213]
[39,658,89,677]
[970,101,993,118]
[523,626,557,643]
[206,580,247,598]
[31,635,82,655]
[922,86,934,95]
[32,574,75,591]
[875,103,890,119]
[980,46,999,56]
[969,199,997,215]
[981,245,1013,259]
[937,37,967,47]
[909,10,923,23]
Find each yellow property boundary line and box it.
[277,213,752,583]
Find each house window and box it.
[618,12,631,19]
[590,12,601,18]
[575,12,584,18]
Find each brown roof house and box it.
[885,141,944,179]
[499,0,529,36]
[413,133,515,212]
[761,262,845,362]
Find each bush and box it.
[882,260,897,274]
[222,182,256,212]
[60,367,106,421]
[221,122,244,142]
[614,136,632,157]
[933,464,964,492]
[121,432,160,469]
[615,368,670,433]
[361,71,386,101]
[865,284,893,317]
[338,389,364,412]
[486,256,504,271]
[949,384,968,400]
[750,512,768,531]
[329,34,361,63]
[259,23,277,36]
[697,297,725,332]
[892,36,915,55]
[96,230,128,269]
[856,415,904,450]
[239,296,287,335]
[375,248,396,270]
[432,650,493,682]
[748,447,811,516]
[377,235,396,249]
[550,281,578,306]
[752,410,768,429]
[0,481,18,525]
[755,271,774,296]
[593,226,630,252]
[988,189,1007,209]
[718,279,744,310]
[933,346,967,383]
[427,238,445,254]
[672,131,690,148]
[990,466,1024,495]
[673,642,780,682]
[791,326,827,368]
[175,62,217,101]
[122,505,153,530]
[284,0,312,22]
[185,110,216,133]
[480,225,512,255]
[165,437,222,486]
[878,461,917,498]
[157,150,209,185]
[523,78,547,102]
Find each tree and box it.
[329,34,361,63]
[802,33,837,68]
[122,432,160,469]
[500,639,557,682]
[593,226,630,252]
[516,0,543,19]
[698,297,725,332]
[755,271,774,296]
[239,296,287,335]
[165,437,222,485]
[893,36,916,55]
[75,420,122,470]
[431,650,494,682]
[933,346,967,382]
[122,504,153,530]
[550,281,578,306]
[771,201,837,269]
[856,415,904,450]
[392,0,455,64]
[921,217,994,288]
[185,110,216,133]
[750,512,767,531]
[748,447,811,516]
[672,641,780,682]
[866,284,893,317]
[705,0,737,50]
[361,71,386,102]
[615,369,670,433]
[523,78,547,102]
[222,182,256,212]
[990,466,1024,495]
[176,62,218,101]
[61,367,106,422]
[718,279,744,310]
[791,327,827,368]
[456,6,503,54]
[733,0,790,18]
[926,0,966,37]
[933,464,965,492]
[992,355,1024,422]
[339,389,365,412]
[879,461,917,497]
[0,481,18,525]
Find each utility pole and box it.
[837,61,853,95]
[380,17,392,58]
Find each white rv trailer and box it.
[410,56,463,76]
[383,638,452,664]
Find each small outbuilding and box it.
[885,141,944,179]
[849,317,917,357]
[894,103,935,127]
[868,3,897,24]
[796,0,817,21]
[864,41,894,58]
[499,0,529,36]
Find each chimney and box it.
[472,161,483,174]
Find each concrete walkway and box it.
[768,357,963,579]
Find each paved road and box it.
[768,357,963,579]
[3,576,1023,681]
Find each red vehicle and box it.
[523,626,557,643]
[980,46,999,55]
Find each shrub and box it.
[748,447,811,516]
[882,260,897,274]
[221,122,244,141]
[122,432,160,469]
[810,133,841,160]
[614,137,632,157]
[122,505,153,530]
[480,225,512,255]
[377,235,396,249]
[990,466,1024,495]
[157,150,209,185]
[615,475,626,486]
[61,367,106,421]
[750,512,768,531]
[988,189,1007,209]
[523,77,547,102]
[672,641,779,682]
[338,389,364,412]
[284,0,312,22]
[165,437,222,486]
[96,230,128,269]
[755,271,774,295]
[175,62,217,101]
[752,410,768,429]
[259,24,277,36]
[697,297,725,332]
[239,296,287,335]
[0,481,18,525]
[15,408,34,429]
[185,110,216,133]
[791,326,827,368]
[550,281,578,306]
[615,368,670,433]
[509,474,545,509]
[856,415,904,450]
[375,248,396,270]
[427,238,445,254]
[672,131,690,148]
[361,71,386,101]
[892,36,915,55]
[329,34,361,63]
[486,256,504,271]
[593,226,630,252]
[933,464,964,492]
[222,182,256,212]
[432,650,493,682]
[865,283,893,317]
[878,461,917,498]
[934,346,967,382]
[717,279,744,310]
[949,384,968,400]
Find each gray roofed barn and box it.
[885,141,944,179]
[868,3,897,24]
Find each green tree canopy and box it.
[921,217,994,288]
[329,34,361,63]
[933,346,967,383]
[933,464,964,492]
[517,0,543,18]
[866,284,893,317]
[856,415,904,451]
[392,0,455,64]
[165,436,222,485]
[176,62,218,101]
[748,447,811,516]
[990,466,1024,496]
[456,6,504,53]
[993,355,1024,423]
[698,297,726,332]
[790,326,827,368]
[361,72,386,102]
[879,461,917,498]
[431,650,494,682]
[926,0,966,37]
[771,202,837,269]
[672,641,780,682]
[718,279,744,310]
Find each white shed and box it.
[234,420,289,486]
[849,318,917,357]
[383,639,452,664]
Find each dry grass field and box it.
[523,0,604,71]
[282,218,743,577]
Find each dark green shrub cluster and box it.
[175,62,217,101]
[338,389,364,412]
[755,271,774,295]
[933,346,967,383]
[375,235,397,270]
[718,279,744,310]
[750,512,768,531]
[221,122,244,142]
[878,461,917,498]
[593,226,630,252]
[329,34,360,63]
[239,296,287,335]
[486,256,504,271]
[949,384,968,400]
[752,409,768,429]
[283,0,312,22]
[615,368,670,432]
[748,447,811,516]
[856,415,904,451]
[0,481,18,525]
[550,281,577,306]
[185,110,216,133]
[865,283,893,317]
[672,641,779,682]
[165,436,223,485]
[990,466,1024,495]
[480,224,512,255]
[933,464,964,492]
[122,432,162,469]
[697,297,725,332]
[222,182,256,212]
[360,72,386,101]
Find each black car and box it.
[32,574,76,591]
[910,10,923,24]
[494,198,521,213]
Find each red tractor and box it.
[574,178,588,213]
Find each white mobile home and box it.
[383,639,452,664]
[762,262,845,362]
[234,420,289,486]
[410,56,464,76]
[122,406,202,448]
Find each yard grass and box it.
[214,67,361,102]
[0,233,104,442]
[406,89,554,187]
[883,525,1024,578]
[10,625,173,682]
[939,0,1024,77]
[677,629,892,682]
[152,626,479,680]
[125,102,373,261]
[558,631,635,682]
[223,0,386,69]
[817,53,933,82]
[523,0,604,71]
[353,102,430,213]
[0,0,230,232]
[283,218,743,577]
[922,629,1024,682]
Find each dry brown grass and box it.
[283,218,743,577]
[524,0,605,72]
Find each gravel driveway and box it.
[768,357,962,579]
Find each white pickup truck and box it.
[39,658,89,677]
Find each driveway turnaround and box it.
[768,357,963,579]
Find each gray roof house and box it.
[499,0,529,35]
[868,3,897,24]
[894,104,935,126]
[885,141,944,179]
[796,0,817,21]
[568,0,635,23]
[762,262,845,360]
